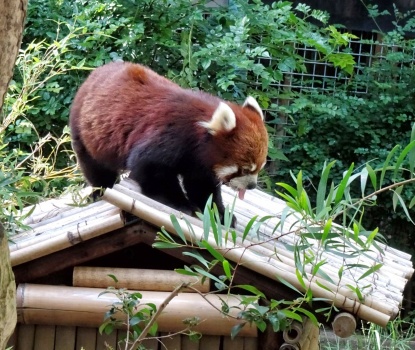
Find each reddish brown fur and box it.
[70,61,268,223]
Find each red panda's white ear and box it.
[199,102,236,135]
[243,96,264,121]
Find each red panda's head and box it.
[199,96,268,200]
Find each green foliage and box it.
[99,287,158,349]
[0,24,85,233]
[321,317,415,350]
[275,7,415,244]
[153,135,415,340]
[14,0,355,171]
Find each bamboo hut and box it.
[7,179,413,350]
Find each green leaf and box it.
[366,163,377,191]
[231,323,246,340]
[201,240,224,262]
[358,263,383,281]
[222,260,232,280]
[182,251,209,269]
[275,276,302,294]
[380,145,400,188]
[107,274,118,283]
[392,186,403,211]
[334,163,354,204]
[393,140,415,180]
[242,215,259,241]
[316,160,336,214]
[170,214,187,244]
[279,309,303,322]
[236,284,265,298]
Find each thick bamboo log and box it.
[16,284,257,337]
[73,266,210,293]
[102,188,392,326]
[11,213,124,266]
[331,312,357,338]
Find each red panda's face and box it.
[199,97,268,200]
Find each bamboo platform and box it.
[9,179,414,331]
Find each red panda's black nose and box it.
[247,182,256,190]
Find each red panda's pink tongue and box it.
[238,189,246,200]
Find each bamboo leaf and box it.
[242,215,259,242]
[392,191,414,223]
[409,123,415,176]
[182,251,209,269]
[393,140,415,181]
[222,260,232,280]
[409,196,415,209]
[360,167,368,197]
[200,240,224,262]
[316,160,336,214]
[366,163,377,191]
[169,214,187,244]
[235,285,265,298]
[276,276,302,294]
[358,263,383,281]
[380,145,400,188]
[334,163,354,204]
[392,186,403,211]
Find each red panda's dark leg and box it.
[128,163,195,214]
[182,174,237,227]
[72,136,118,190]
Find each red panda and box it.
[70,61,268,224]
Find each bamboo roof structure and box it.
[10,179,414,329]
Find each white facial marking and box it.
[215,165,238,180]
[198,102,236,135]
[261,161,266,169]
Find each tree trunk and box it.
[0,0,28,347]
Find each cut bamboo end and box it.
[332,312,357,338]
[16,284,256,337]
[73,266,210,293]
[282,321,303,344]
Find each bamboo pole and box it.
[222,186,414,271]
[73,266,210,293]
[112,185,404,313]
[10,205,119,252]
[11,213,124,266]
[16,284,256,337]
[223,191,414,282]
[114,184,405,314]
[102,188,392,326]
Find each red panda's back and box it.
[70,62,183,166]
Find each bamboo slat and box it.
[11,213,124,266]
[16,284,257,337]
[33,325,55,350]
[73,266,210,293]
[54,326,76,350]
[102,187,396,326]
[76,327,96,350]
